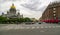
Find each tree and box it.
[24,17,32,22]
[0,16,7,24]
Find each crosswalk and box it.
[0,24,60,31]
[0,25,60,31]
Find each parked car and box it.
[35,22,41,24]
[38,22,41,24]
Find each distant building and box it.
[31,18,38,22]
[41,2,60,20]
[1,4,23,19]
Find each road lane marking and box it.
[45,26,48,28]
[41,26,44,28]
[52,26,56,28]
[26,27,30,29]
[36,27,39,29]
[49,26,52,28]
[20,27,25,29]
[31,27,35,29]
[56,26,60,27]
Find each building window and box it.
[53,11,56,13]
[53,14,56,16]
[53,8,56,10]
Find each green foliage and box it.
[0,16,33,24]
[0,16,7,24]
[23,17,33,22]
[0,16,7,21]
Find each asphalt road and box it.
[0,23,60,35]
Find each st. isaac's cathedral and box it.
[1,4,23,19]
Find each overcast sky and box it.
[0,0,60,19]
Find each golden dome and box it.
[10,4,16,9]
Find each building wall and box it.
[57,6,60,19]
[41,2,60,20]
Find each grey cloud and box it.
[37,6,47,12]
[0,0,21,3]
[21,0,42,11]
[21,0,60,12]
